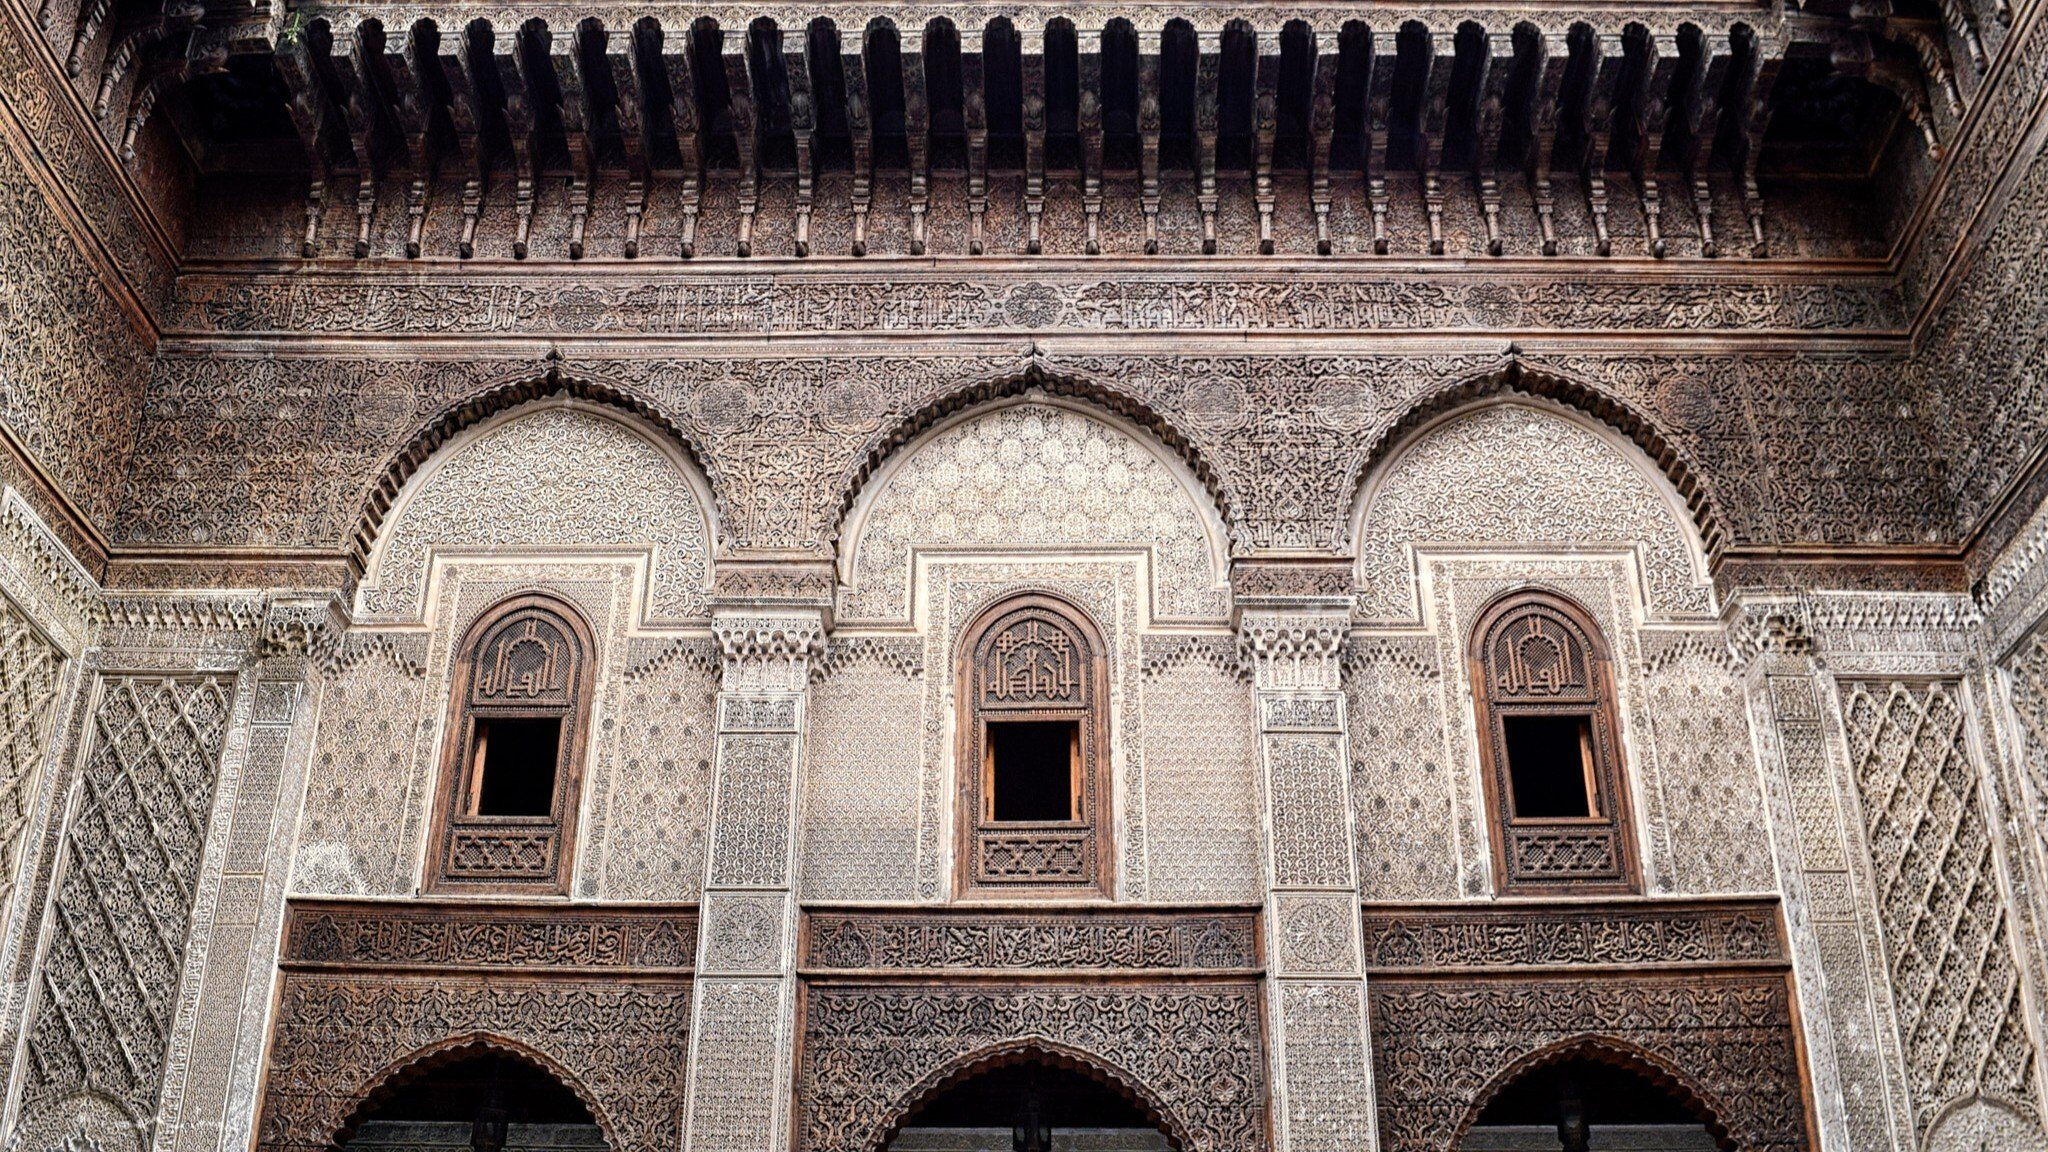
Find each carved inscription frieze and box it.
[284,900,699,972]
[802,908,1260,972]
[1359,898,1787,970]
[168,269,1906,337]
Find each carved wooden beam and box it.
[840,39,870,254]
[653,17,701,255]
[1473,30,1510,255]
[598,27,648,255]
[723,43,758,255]
[783,25,814,256]
[1680,29,1731,257]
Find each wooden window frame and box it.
[426,592,597,895]
[1468,588,1641,895]
[954,592,1113,898]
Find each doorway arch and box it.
[878,1043,1184,1152]
[1455,1040,1732,1152]
[332,1039,612,1152]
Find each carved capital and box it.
[1239,607,1350,692]
[261,593,347,663]
[712,608,826,693]
[1723,593,1813,666]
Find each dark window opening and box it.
[1502,714,1595,818]
[472,716,563,816]
[988,720,1076,822]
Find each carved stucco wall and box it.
[296,406,720,900]
[356,402,714,624]
[1346,402,1768,900]
[1352,401,1713,625]
[1137,639,1261,903]
[838,399,1230,625]
[15,674,234,1152]
[298,558,719,903]
[801,640,925,903]
[807,400,1247,903]
[0,111,150,535]
[1344,636,1460,902]
[1839,678,2042,1142]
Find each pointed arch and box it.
[829,362,1235,556]
[1347,357,1729,560]
[835,369,1234,625]
[872,1038,1189,1152]
[351,374,717,624]
[1452,1035,1736,1152]
[329,1033,618,1152]
[1351,380,1717,624]
[346,367,719,579]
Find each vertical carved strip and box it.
[1731,597,1909,1152]
[157,598,336,1152]
[682,609,821,1152]
[1241,605,1376,1152]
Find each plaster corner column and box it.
[162,592,344,1152]
[682,603,825,1152]
[1239,600,1378,1152]
[1725,592,1906,1152]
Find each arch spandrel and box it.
[1352,399,1715,626]
[355,401,716,626]
[837,397,1232,626]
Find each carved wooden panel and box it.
[1364,898,1809,1152]
[797,982,1266,1152]
[256,900,696,1152]
[955,593,1112,896]
[1468,589,1640,894]
[426,594,598,894]
[1370,973,1810,1152]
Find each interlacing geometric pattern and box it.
[0,597,61,906]
[21,676,233,1122]
[1841,680,2041,1139]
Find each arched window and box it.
[1468,589,1639,894]
[956,593,1111,897]
[427,593,596,893]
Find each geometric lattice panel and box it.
[0,595,61,907]
[1841,680,2040,1139]
[20,676,233,1125]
